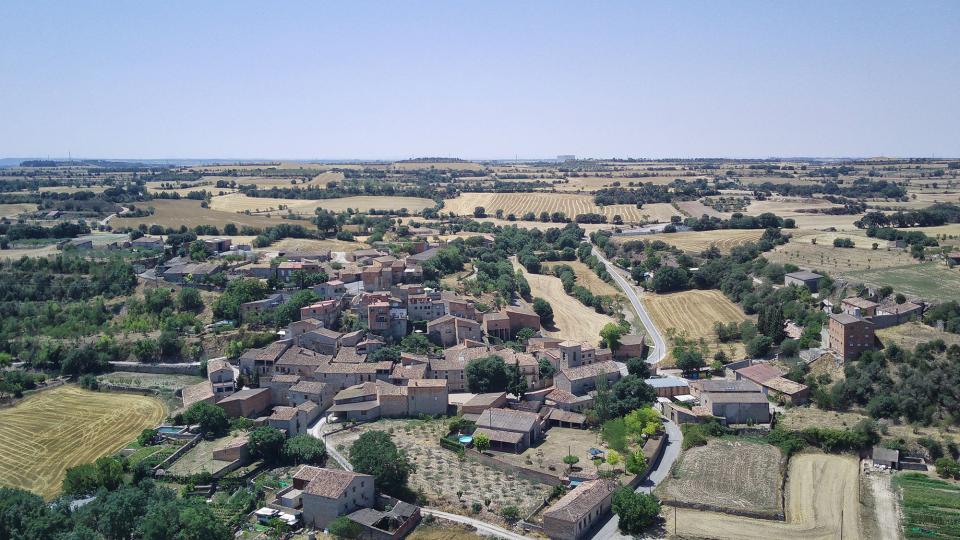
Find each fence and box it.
[100,383,159,396]
[465,449,563,487]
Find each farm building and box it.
[645,376,689,398]
[876,300,923,324]
[696,390,770,425]
[688,378,761,397]
[841,296,879,317]
[734,363,786,386]
[828,313,876,360]
[542,479,618,540]
[784,270,823,291]
[872,446,899,469]
[218,388,272,418]
[426,315,482,347]
[614,334,647,360]
[762,376,810,405]
[555,361,621,395]
[474,407,543,453]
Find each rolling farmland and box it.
[116,199,285,229]
[443,192,680,223]
[513,262,617,343]
[0,385,167,500]
[765,242,919,274]
[209,193,435,215]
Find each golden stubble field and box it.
[642,289,749,365]
[513,261,617,343]
[209,193,435,215]
[617,229,764,254]
[116,199,285,229]
[443,192,679,223]
[0,385,167,500]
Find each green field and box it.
[894,472,960,539]
[844,262,960,301]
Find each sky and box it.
[1,1,958,160]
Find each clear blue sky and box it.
[1,1,958,160]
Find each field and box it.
[326,419,552,523]
[542,261,623,297]
[0,244,58,261]
[894,472,960,539]
[0,203,37,218]
[668,454,863,540]
[115,199,285,229]
[167,433,248,476]
[675,200,727,218]
[443,192,680,223]
[657,440,785,518]
[744,197,845,216]
[642,289,749,365]
[513,262,617,343]
[209,193,435,215]
[845,262,960,301]
[263,237,369,253]
[97,371,205,392]
[0,385,167,499]
[765,242,919,274]
[622,229,764,254]
[877,322,960,350]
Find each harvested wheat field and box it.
[267,237,368,252]
[0,203,37,218]
[745,197,845,216]
[668,454,862,540]
[116,199,284,230]
[444,192,679,223]
[877,322,960,351]
[391,161,486,171]
[0,385,167,499]
[643,289,749,365]
[210,193,435,215]
[622,229,764,254]
[542,261,622,297]
[657,440,785,519]
[0,244,59,260]
[675,200,728,218]
[514,262,616,343]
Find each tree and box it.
[650,266,690,293]
[138,428,158,447]
[757,303,785,344]
[625,357,651,378]
[746,335,773,357]
[177,287,204,312]
[400,333,432,354]
[562,454,579,472]
[249,427,286,464]
[465,356,509,393]
[612,488,660,534]
[610,376,657,417]
[506,360,528,398]
[501,505,520,521]
[473,206,486,218]
[532,297,554,326]
[606,449,621,469]
[600,322,624,351]
[328,516,362,539]
[349,431,415,498]
[935,457,960,479]
[675,348,705,375]
[592,372,613,421]
[282,435,326,465]
[473,432,491,454]
[182,402,228,438]
[538,357,556,379]
[625,449,647,474]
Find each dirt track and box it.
[668,454,862,540]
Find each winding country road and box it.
[591,246,667,365]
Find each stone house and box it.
[293,466,375,530]
[542,479,618,540]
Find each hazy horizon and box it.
[2,0,958,159]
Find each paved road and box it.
[307,416,353,470]
[591,419,683,540]
[421,509,534,540]
[591,246,666,365]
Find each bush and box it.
[935,457,960,479]
[282,435,326,465]
[248,427,286,464]
[181,402,229,438]
[137,428,158,447]
[500,505,520,521]
[328,516,362,539]
[612,487,660,534]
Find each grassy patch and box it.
[894,472,960,539]
[844,262,960,301]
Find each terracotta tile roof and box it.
[206,358,231,375]
[475,407,539,433]
[269,374,301,384]
[473,427,525,445]
[545,387,579,404]
[181,381,214,407]
[277,346,331,366]
[289,381,328,395]
[543,479,618,523]
[269,406,298,421]
[559,361,621,382]
[297,466,372,499]
[764,376,808,396]
[735,363,786,385]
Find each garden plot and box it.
[657,439,785,519]
[326,419,553,522]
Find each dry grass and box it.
[788,213,864,230]
[745,197,845,216]
[0,385,167,500]
[0,244,59,260]
[514,261,616,343]
[542,261,622,297]
[266,237,369,252]
[764,243,918,274]
[115,199,286,230]
[0,203,38,218]
[675,200,728,218]
[668,454,863,540]
[443,193,679,223]
[658,440,784,518]
[210,193,435,215]
[618,229,764,254]
[391,161,485,171]
[844,262,960,301]
[642,290,749,365]
[37,186,108,194]
[877,322,960,351]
